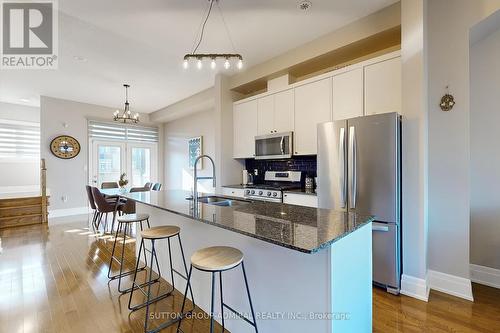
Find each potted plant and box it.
[118,173,128,189]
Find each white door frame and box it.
[89,139,158,188]
[127,141,158,187]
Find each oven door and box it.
[255,132,293,160]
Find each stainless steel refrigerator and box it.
[317,112,401,294]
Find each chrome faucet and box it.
[193,154,216,202]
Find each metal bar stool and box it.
[107,213,153,293]
[177,246,258,333]
[128,225,195,333]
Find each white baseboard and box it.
[49,206,89,219]
[400,274,429,302]
[428,269,474,301]
[470,264,500,289]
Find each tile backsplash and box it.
[245,156,317,184]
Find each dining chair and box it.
[85,185,99,230]
[152,183,162,191]
[101,182,119,189]
[91,187,123,232]
[130,186,148,193]
[144,182,153,190]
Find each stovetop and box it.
[242,171,303,202]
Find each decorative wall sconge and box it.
[440,86,456,111]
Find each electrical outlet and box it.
[61,195,68,203]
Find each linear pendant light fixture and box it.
[183,0,243,70]
[113,84,139,123]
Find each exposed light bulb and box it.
[114,110,119,116]
[197,59,203,69]
[127,110,131,115]
[224,59,230,69]
[210,59,216,70]
[237,59,243,70]
[134,113,139,119]
[183,59,189,69]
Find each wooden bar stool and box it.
[128,225,195,333]
[177,246,258,333]
[108,213,152,293]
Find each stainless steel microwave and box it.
[254,132,293,160]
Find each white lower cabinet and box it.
[222,187,245,199]
[283,193,318,208]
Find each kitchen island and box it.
[122,190,373,333]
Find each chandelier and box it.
[113,84,139,123]
[183,0,243,70]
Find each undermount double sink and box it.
[187,195,250,207]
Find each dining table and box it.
[100,187,130,199]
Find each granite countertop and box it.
[122,190,373,254]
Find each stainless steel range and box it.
[243,171,302,203]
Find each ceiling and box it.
[0,0,397,113]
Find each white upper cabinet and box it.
[294,78,332,155]
[364,57,402,115]
[332,68,364,120]
[233,52,401,160]
[257,89,294,135]
[273,89,294,133]
[257,95,274,135]
[233,100,258,158]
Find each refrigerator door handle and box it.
[348,126,357,209]
[339,127,346,208]
[372,224,389,232]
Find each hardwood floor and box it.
[0,217,222,333]
[1,216,500,333]
[373,283,500,333]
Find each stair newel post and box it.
[41,158,48,223]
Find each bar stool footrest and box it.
[129,287,174,312]
[109,265,147,281]
[119,276,161,294]
[223,303,258,327]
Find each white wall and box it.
[214,74,245,191]
[0,102,40,190]
[426,0,500,297]
[470,27,500,270]
[0,101,40,122]
[163,109,216,192]
[400,0,429,300]
[40,96,155,214]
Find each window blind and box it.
[0,120,40,158]
[88,121,158,143]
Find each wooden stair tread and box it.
[0,204,43,209]
[0,213,43,220]
[0,214,43,228]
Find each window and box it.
[88,120,159,143]
[88,121,158,188]
[0,119,40,159]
